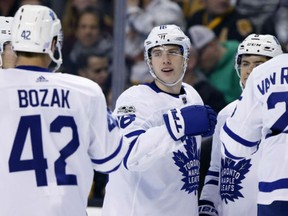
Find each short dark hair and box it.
[77,51,108,71]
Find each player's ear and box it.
[50,37,57,52]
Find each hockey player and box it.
[220,38,288,215]
[199,34,282,216]
[0,5,126,216]
[102,24,217,216]
[0,16,16,68]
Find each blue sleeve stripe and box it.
[223,123,260,147]
[222,143,244,160]
[207,170,219,177]
[125,129,145,138]
[123,138,138,169]
[259,178,288,192]
[91,137,123,165]
[101,162,121,174]
[206,179,218,186]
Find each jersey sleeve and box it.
[88,88,127,173]
[220,74,262,159]
[114,89,184,172]
[199,106,233,214]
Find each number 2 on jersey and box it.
[9,115,80,187]
[267,92,288,138]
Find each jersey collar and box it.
[16,65,51,73]
[145,81,186,97]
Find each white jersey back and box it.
[220,53,288,205]
[200,100,259,215]
[102,82,203,216]
[0,68,125,216]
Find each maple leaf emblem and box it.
[220,157,252,204]
[172,136,200,195]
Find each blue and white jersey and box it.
[200,100,260,215]
[102,82,203,216]
[220,53,288,205]
[0,67,125,216]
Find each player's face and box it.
[1,42,17,69]
[150,45,185,91]
[240,55,269,88]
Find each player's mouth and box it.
[161,68,173,73]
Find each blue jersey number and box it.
[9,115,80,187]
[266,92,288,138]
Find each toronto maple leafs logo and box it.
[173,136,200,195]
[220,157,252,204]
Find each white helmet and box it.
[144,24,191,86]
[235,34,283,77]
[12,5,63,71]
[0,16,13,53]
[0,16,13,68]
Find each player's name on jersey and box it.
[257,67,288,95]
[17,88,70,108]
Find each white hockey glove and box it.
[163,105,217,141]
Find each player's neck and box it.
[155,80,182,94]
[16,55,50,68]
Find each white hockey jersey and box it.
[102,82,203,216]
[200,100,260,215]
[0,67,125,216]
[220,53,288,205]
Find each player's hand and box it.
[199,200,218,216]
[163,105,217,141]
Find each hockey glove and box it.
[163,105,217,141]
[199,200,218,216]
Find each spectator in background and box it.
[183,45,227,113]
[63,6,113,75]
[188,25,241,103]
[125,0,185,84]
[61,0,112,71]
[172,0,204,20]
[235,0,279,33]
[187,0,255,42]
[77,51,112,107]
[260,0,288,52]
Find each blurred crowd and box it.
[2,0,288,205]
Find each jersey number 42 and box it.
[8,115,79,187]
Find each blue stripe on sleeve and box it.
[101,162,121,174]
[259,178,288,192]
[207,170,219,177]
[91,137,123,165]
[223,123,260,147]
[206,179,219,186]
[125,129,145,138]
[222,143,244,160]
[123,138,138,169]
